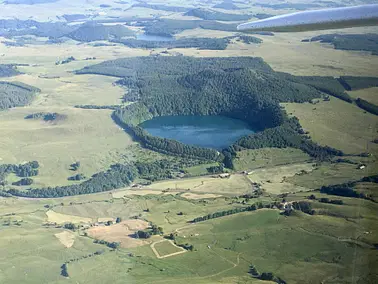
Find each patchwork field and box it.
[233,147,311,171]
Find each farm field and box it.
[152,240,186,258]
[0,0,377,283]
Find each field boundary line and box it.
[150,239,187,259]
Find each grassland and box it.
[247,162,315,194]
[287,161,378,188]
[233,147,311,171]
[0,159,377,284]
[283,98,378,154]
[145,174,253,195]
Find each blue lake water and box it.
[136,33,175,42]
[139,115,255,149]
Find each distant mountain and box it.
[67,24,135,42]
[3,0,59,4]
[0,64,21,77]
[62,14,88,22]
[213,1,241,10]
[132,3,190,12]
[185,8,252,21]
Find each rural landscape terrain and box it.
[0,0,377,283]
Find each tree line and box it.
[2,158,197,198]
[0,64,21,77]
[113,37,231,50]
[355,98,378,116]
[191,202,267,223]
[5,163,138,198]
[308,33,378,56]
[0,81,40,110]
[319,175,378,201]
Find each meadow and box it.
[0,0,377,283]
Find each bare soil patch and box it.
[55,231,75,248]
[86,219,150,248]
[46,210,92,224]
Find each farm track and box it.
[150,239,187,259]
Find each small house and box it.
[219,173,230,179]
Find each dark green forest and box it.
[114,35,262,50]
[319,179,375,201]
[0,81,40,110]
[0,64,21,77]
[4,163,138,198]
[114,37,230,50]
[0,19,76,39]
[25,112,66,121]
[339,76,378,90]
[308,34,378,55]
[0,161,39,186]
[67,23,134,42]
[277,72,353,103]
[355,98,378,116]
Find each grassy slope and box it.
[348,87,378,105]
[233,147,311,171]
[283,99,378,154]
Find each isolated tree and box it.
[260,272,274,281]
[64,222,76,231]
